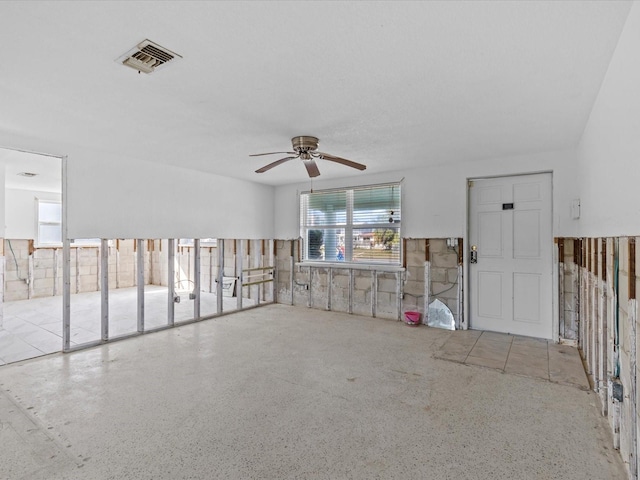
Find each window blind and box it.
[300,183,401,264]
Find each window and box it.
[300,183,401,264]
[37,200,62,246]
[36,199,100,246]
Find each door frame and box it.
[464,171,559,341]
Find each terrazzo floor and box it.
[0,286,255,365]
[0,305,626,479]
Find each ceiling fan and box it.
[251,136,366,178]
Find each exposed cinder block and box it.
[431,267,447,283]
[447,268,459,284]
[432,251,458,268]
[352,289,367,305]
[332,273,349,289]
[32,268,47,280]
[355,275,372,291]
[429,239,447,254]
[378,278,397,293]
[406,251,424,268]
[404,281,423,298]
[36,277,55,289]
[377,291,392,306]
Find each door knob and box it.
[470,245,478,264]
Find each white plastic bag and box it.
[426,298,455,330]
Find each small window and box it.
[300,183,401,264]
[37,199,100,247]
[37,200,62,246]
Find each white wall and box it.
[4,188,60,239]
[65,150,274,240]
[275,148,579,239]
[577,1,640,237]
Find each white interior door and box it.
[468,173,553,339]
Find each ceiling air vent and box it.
[118,39,182,74]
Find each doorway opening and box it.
[0,147,64,364]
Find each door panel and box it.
[478,271,503,318]
[513,273,541,324]
[478,212,503,257]
[469,173,552,339]
[513,210,540,258]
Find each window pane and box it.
[352,228,400,264]
[353,185,400,225]
[38,201,62,223]
[305,228,345,261]
[304,191,347,226]
[300,183,401,265]
[39,224,62,245]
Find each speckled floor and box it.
[0,305,626,479]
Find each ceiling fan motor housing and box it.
[292,136,319,153]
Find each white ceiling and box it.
[0,1,632,186]
[0,148,61,193]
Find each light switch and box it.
[571,199,581,220]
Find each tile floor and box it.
[435,329,590,389]
[0,286,256,365]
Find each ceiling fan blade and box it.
[255,156,297,173]
[303,159,321,178]
[317,152,367,171]
[249,151,296,157]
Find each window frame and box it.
[35,198,63,247]
[36,198,101,247]
[299,182,402,266]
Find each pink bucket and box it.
[404,311,421,326]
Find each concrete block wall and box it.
[275,238,463,323]
[149,239,167,286]
[3,238,275,304]
[561,236,639,480]
[153,239,274,302]
[175,243,196,292]
[429,239,461,318]
[34,247,63,297]
[3,239,33,301]
[557,238,580,341]
[199,245,218,294]
[2,239,149,302]
[107,240,138,290]
[74,246,100,294]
